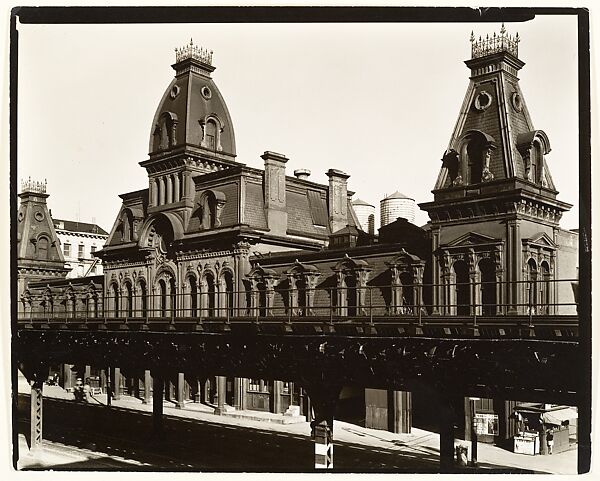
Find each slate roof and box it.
[53,219,109,236]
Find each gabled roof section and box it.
[333,254,370,271]
[445,231,501,248]
[522,232,557,249]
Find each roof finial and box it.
[174,39,213,66]
[470,23,519,59]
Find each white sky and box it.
[16,15,579,232]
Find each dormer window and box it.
[118,209,134,243]
[517,130,552,188]
[197,190,226,230]
[152,112,178,152]
[37,236,49,260]
[454,130,496,186]
[200,115,224,152]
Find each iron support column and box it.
[176,372,186,409]
[273,380,282,414]
[391,390,412,434]
[111,367,121,400]
[307,383,341,470]
[152,373,164,439]
[439,395,460,473]
[214,376,227,415]
[105,365,112,407]
[142,370,151,405]
[29,375,44,452]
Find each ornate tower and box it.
[419,26,573,316]
[17,178,68,296]
[140,40,239,227]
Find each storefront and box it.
[513,404,577,455]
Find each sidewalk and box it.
[17,376,577,474]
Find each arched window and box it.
[478,258,497,315]
[187,276,198,317]
[296,277,307,316]
[152,112,178,152]
[196,191,226,230]
[223,271,234,317]
[399,272,415,314]
[37,236,49,260]
[453,260,470,315]
[257,281,267,317]
[456,130,496,186]
[204,119,217,150]
[332,256,371,317]
[87,291,97,318]
[138,279,147,317]
[344,274,357,316]
[123,282,133,317]
[540,261,551,315]
[246,264,278,317]
[169,278,177,317]
[158,279,168,317]
[527,258,538,314]
[467,136,484,184]
[121,210,133,243]
[65,289,76,318]
[517,130,551,187]
[203,272,216,317]
[111,283,120,317]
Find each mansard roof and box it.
[149,41,236,159]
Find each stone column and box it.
[142,369,152,405]
[176,372,186,409]
[158,177,165,205]
[149,178,157,207]
[166,175,173,204]
[214,376,227,415]
[507,220,521,314]
[173,173,180,202]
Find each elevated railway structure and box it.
[15,280,581,471]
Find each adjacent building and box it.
[53,219,108,278]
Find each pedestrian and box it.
[547,429,554,454]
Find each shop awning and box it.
[542,408,578,425]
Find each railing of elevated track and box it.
[17,278,579,339]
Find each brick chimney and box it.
[327,169,350,233]
[262,151,288,236]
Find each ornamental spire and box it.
[470,23,520,59]
[174,38,213,65]
[21,177,47,194]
